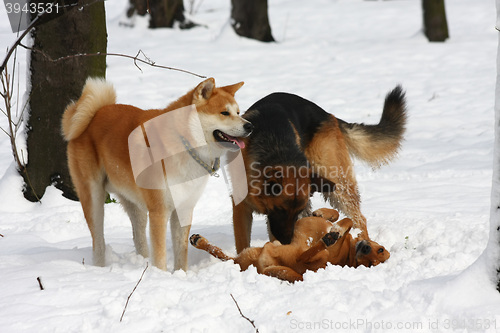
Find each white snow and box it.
[1,0,500,332]
[349,228,362,240]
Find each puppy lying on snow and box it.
[190,208,390,283]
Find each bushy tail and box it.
[338,85,407,167]
[61,77,116,141]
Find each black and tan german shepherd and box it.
[233,86,407,252]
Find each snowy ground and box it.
[1,0,500,332]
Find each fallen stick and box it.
[230,293,259,333]
[120,262,149,322]
[37,277,44,290]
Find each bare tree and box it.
[23,0,107,201]
[127,0,195,29]
[422,0,449,42]
[231,0,274,42]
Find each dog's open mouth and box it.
[213,130,246,149]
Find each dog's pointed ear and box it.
[220,82,244,96]
[193,78,215,103]
[310,174,335,194]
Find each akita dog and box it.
[62,77,252,271]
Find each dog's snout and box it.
[360,243,371,255]
[356,240,372,256]
[243,121,254,135]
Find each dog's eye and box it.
[221,111,230,116]
[377,248,384,254]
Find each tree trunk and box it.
[24,0,107,201]
[493,0,500,292]
[422,0,449,42]
[231,0,275,42]
[127,0,193,29]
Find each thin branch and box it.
[18,43,206,78]
[1,61,24,172]
[37,277,44,290]
[21,150,40,202]
[230,294,259,333]
[194,0,205,16]
[0,16,39,73]
[0,127,9,136]
[15,58,20,119]
[120,262,149,322]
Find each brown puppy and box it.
[191,208,390,283]
[234,88,406,252]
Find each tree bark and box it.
[422,0,449,42]
[24,0,107,201]
[231,0,274,42]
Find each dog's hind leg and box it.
[312,155,367,236]
[78,179,107,267]
[323,176,368,238]
[190,234,235,261]
[67,141,107,266]
[263,266,304,283]
[118,196,149,258]
[305,123,369,238]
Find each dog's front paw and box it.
[322,232,340,246]
[312,208,340,222]
[190,234,202,247]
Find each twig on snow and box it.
[37,277,44,290]
[230,293,259,333]
[120,262,149,322]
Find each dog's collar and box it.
[180,136,220,176]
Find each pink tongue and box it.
[225,134,245,149]
[235,139,245,149]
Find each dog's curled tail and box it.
[338,85,407,168]
[61,77,117,141]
